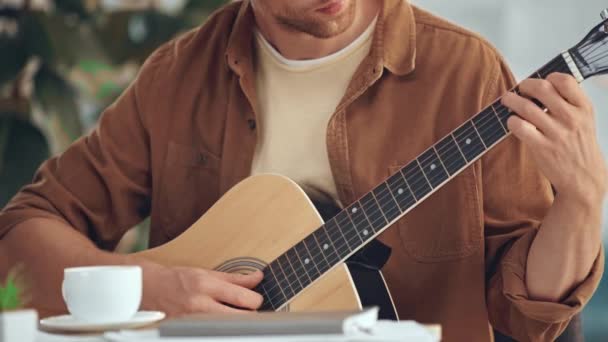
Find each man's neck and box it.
[252,1,381,60]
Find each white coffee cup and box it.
[62,266,142,323]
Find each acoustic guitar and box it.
[136,12,608,319]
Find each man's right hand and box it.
[0,219,265,318]
[141,262,265,317]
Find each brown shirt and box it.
[0,1,603,341]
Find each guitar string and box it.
[576,34,608,61]
[261,104,544,307]
[261,39,602,307]
[262,119,529,306]
[261,78,571,308]
[577,37,604,56]
[573,31,608,66]
[580,43,608,62]
[344,59,571,209]
[583,50,608,65]
[580,40,608,63]
[260,60,571,307]
[260,56,575,306]
[262,54,586,305]
[259,57,572,306]
[575,23,607,55]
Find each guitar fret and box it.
[372,182,401,222]
[347,201,375,240]
[470,120,488,149]
[399,168,418,201]
[436,135,466,175]
[313,228,340,265]
[258,285,274,311]
[490,104,508,132]
[303,235,330,273]
[294,241,321,280]
[324,218,353,254]
[493,101,512,130]
[360,193,388,232]
[453,121,486,162]
[286,248,312,285]
[432,146,450,175]
[335,211,363,245]
[418,148,449,188]
[277,255,303,293]
[450,133,467,163]
[269,261,294,299]
[414,159,433,189]
[283,249,310,291]
[319,224,346,260]
[387,171,417,211]
[385,179,403,213]
[344,209,365,242]
[403,162,433,199]
[473,108,507,148]
[370,189,395,223]
[258,270,284,310]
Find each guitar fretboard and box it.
[256,54,572,311]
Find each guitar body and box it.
[136,174,398,318]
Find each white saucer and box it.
[40,311,165,332]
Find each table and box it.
[37,322,441,342]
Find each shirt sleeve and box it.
[0,45,168,250]
[482,56,605,342]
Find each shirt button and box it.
[247,119,257,130]
[197,153,208,164]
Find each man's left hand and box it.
[501,73,608,208]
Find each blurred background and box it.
[0,0,606,339]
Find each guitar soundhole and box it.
[215,257,289,312]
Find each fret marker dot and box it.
[351,207,358,213]
[323,244,329,250]
[398,188,404,195]
[363,229,369,236]
[430,164,436,171]
[466,138,472,145]
[304,258,310,264]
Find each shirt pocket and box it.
[387,164,483,262]
[159,141,221,239]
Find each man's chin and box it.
[299,15,354,39]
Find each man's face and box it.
[255,0,356,39]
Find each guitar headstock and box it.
[569,10,608,79]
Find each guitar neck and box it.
[257,53,578,311]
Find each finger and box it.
[206,279,264,310]
[212,270,264,289]
[506,115,548,147]
[518,78,573,120]
[186,296,250,314]
[205,300,251,314]
[502,92,558,136]
[546,72,590,109]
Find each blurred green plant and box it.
[0,0,227,250]
[0,265,28,311]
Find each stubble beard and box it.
[275,1,357,39]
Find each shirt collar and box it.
[225,0,416,77]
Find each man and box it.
[0,0,605,341]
